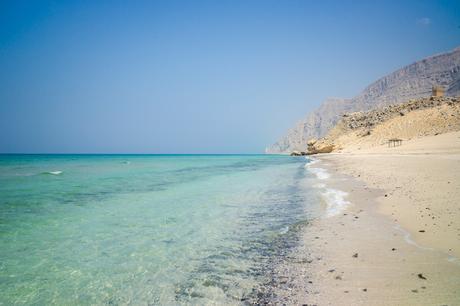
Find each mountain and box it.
[266,46,460,153]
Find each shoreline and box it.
[321,131,460,260]
[268,132,460,305]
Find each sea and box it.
[0,154,347,305]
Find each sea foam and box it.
[306,167,330,180]
[45,171,63,175]
[321,188,350,217]
[305,158,350,217]
[304,158,330,180]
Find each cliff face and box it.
[266,47,460,153]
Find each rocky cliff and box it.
[266,46,460,153]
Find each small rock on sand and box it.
[417,273,427,280]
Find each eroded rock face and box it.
[337,96,460,132]
[306,144,334,155]
[266,47,460,153]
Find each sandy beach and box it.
[268,131,460,305]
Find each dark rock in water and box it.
[417,273,427,280]
[290,150,307,156]
[352,253,358,258]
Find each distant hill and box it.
[308,96,460,154]
[266,46,460,153]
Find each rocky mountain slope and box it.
[308,96,460,154]
[266,46,460,153]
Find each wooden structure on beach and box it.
[432,85,445,97]
[388,138,403,147]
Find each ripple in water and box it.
[0,155,323,305]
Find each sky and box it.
[0,0,459,153]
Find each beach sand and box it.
[268,131,460,305]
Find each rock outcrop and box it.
[289,150,303,156]
[267,46,460,153]
[306,144,334,155]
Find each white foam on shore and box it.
[305,158,330,179]
[322,188,351,217]
[305,158,350,217]
[306,167,330,180]
[313,183,326,189]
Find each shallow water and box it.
[0,154,324,305]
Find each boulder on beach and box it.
[306,144,335,155]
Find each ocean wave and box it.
[304,158,330,180]
[304,158,348,216]
[321,188,350,217]
[306,167,330,180]
[43,171,63,175]
[305,157,319,165]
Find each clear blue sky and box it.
[1,0,459,153]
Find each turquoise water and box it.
[0,154,322,305]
